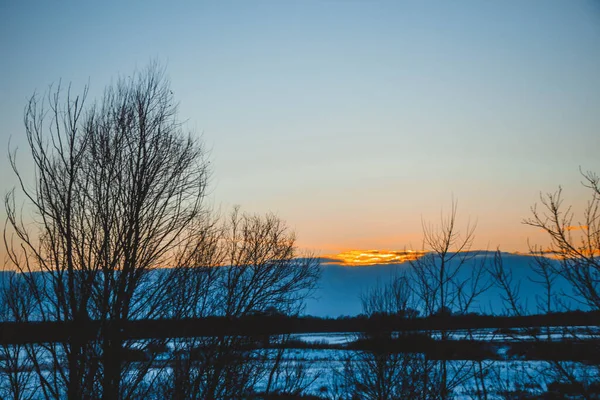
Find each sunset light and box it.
[325,249,426,266]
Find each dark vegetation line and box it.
[2,310,599,345]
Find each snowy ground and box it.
[2,332,598,399]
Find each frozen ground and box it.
[4,337,597,399]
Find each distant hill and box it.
[304,252,581,317]
[1,252,584,320]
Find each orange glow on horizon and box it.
[565,225,589,232]
[324,249,426,266]
[510,247,600,260]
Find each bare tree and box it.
[410,200,489,318]
[340,273,442,400]
[4,62,210,399]
[334,351,436,400]
[487,249,525,317]
[220,209,320,398]
[350,200,493,399]
[157,207,321,399]
[487,169,600,399]
[0,271,38,399]
[521,169,600,398]
[360,273,416,318]
[221,207,320,318]
[408,199,491,400]
[524,169,600,311]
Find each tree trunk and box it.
[102,321,121,400]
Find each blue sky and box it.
[1,1,599,254]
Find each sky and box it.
[1,1,599,257]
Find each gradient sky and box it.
[1,1,599,255]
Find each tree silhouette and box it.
[157,208,320,399]
[488,168,600,399]
[4,62,210,399]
